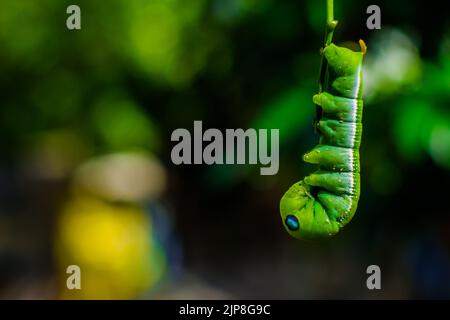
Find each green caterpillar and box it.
[280,39,366,239]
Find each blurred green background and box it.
[0,0,449,299]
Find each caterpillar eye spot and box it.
[285,215,300,231]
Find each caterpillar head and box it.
[280,181,340,240]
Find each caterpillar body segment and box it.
[280,43,365,239]
[303,145,360,173]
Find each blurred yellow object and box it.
[56,196,166,299]
[72,152,167,203]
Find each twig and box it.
[315,0,338,127]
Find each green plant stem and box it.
[315,0,338,128]
[325,0,337,46]
[320,0,338,90]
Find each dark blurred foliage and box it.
[0,0,449,299]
